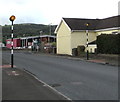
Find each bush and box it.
[96,34,120,54]
[77,46,85,56]
[51,42,56,47]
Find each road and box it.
[2,51,118,100]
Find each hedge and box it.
[96,34,120,54]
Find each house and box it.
[6,35,56,49]
[40,35,56,43]
[55,15,120,55]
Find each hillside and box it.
[2,24,57,44]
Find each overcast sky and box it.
[0,0,119,25]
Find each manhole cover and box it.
[49,83,61,87]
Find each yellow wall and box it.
[96,29,118,36]
[85,45,97,53]
[71,31,97,55]
[57,21,72,55]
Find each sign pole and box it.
[11,21,14,68]
[85,23,89,60]
[86,29,89,60]
[9,15,16,68]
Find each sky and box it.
[0,0,120,25]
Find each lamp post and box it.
[9,15,16,68]
[85,23,89,60]
[49,23,52,43]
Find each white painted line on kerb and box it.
[23,69,72,101]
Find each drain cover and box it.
[49,83,61,87]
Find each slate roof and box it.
[96,16,120,30]
[63,15,120,30]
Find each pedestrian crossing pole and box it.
[85,23,89,60]
[9,15,16,68]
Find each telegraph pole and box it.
[9,15,16,68]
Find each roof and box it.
[96,16,119,30]
[7,35,56,40]
[63,18,99,30]
[40,35,56,38]
[59,15,120,31]
[20,36,40,39]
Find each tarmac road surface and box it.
[2,51,118,100]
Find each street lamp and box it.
[9,15,16,68]
[85,23,89,60]
[49,23,52,35]
[49,23,52,43]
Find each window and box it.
[7,41,11,44]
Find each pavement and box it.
[52,54,118,66]
[58,55,118,66]
[32,51,118,66]
[2,63,71,101]
[88,59,118,66]
[87,59,108,65]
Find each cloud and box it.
[118,1,120,15]
[0,0,119,25]
[1,0,29,5]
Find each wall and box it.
[6,39,21,48]
[71,31,97,54]
[96,29,118,36]
[6,39,11,48]
[86,44,97,53]
[16,39,21,47]
[57,21,71,55]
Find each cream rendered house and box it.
[55,16,120,55]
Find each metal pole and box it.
[49,23,52,43]
[26,38,28,48]
[9,15,15,68]
[49,24,51,43]
[11,21,14,68]
[86,29,89,60]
